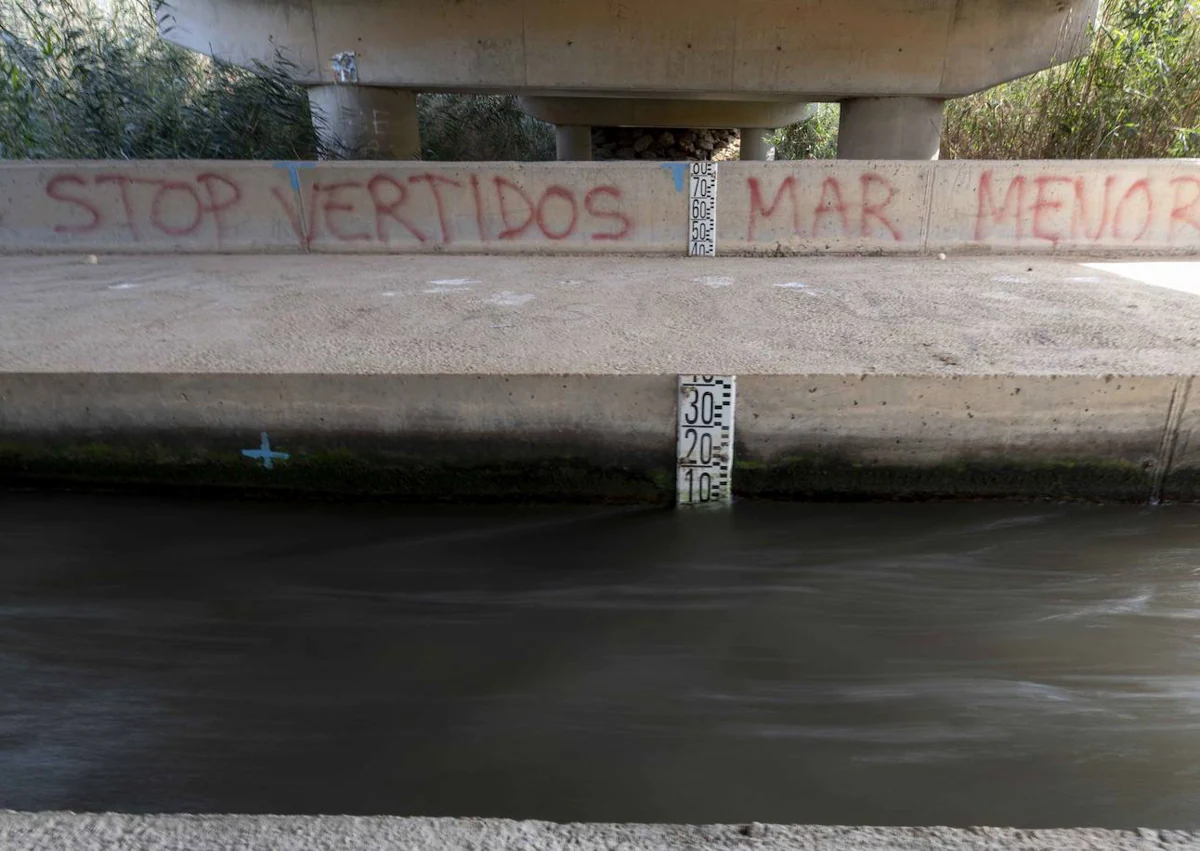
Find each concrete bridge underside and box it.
[157,0,1101,161]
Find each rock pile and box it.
[591,127,740,161]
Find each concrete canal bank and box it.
[2,254,1199,502]
[1,814,1195,850]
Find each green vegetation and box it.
[1,0,1197,161]
[776,0,1200,160]
[771,102,840,160]
[0,0,553,160]
[942,0,1200,159]
[0,0,323,159]
[0,438,674,503]
[417,93,554,162]
[0,0,558,161]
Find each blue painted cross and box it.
[242,432,290,470]
[273,161,317,192]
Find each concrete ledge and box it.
[2,253,1199,502]
[3,160,1198,256]
[0,813,1193,850]
[1,373,1195,503]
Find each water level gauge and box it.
[677,375,736,506]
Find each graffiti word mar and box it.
[745,172,907,243]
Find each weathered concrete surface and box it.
[3,255,1198,375]
[0,161,301,253]
[837,97,944,160]
[555,125,593,162]
[0,371,1184,501]
[308,85,421,160]
[517,97,813,130]
[740,128,774,162]
[720,160,935,253]
[5,160,1198,256]
[157,0,1099,98]
[1,813,1195,850]
[2,254,1200,501]
[0,161,682,255]
[1165,375,1200,502]
[736,375,1179,501]
[0,374,678,502]
[926,161,1200,255]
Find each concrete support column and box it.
[739,128,774,160]
[308,85,420,160]
[555,124,593,161]
[836,96,944,160]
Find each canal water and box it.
[3,492,1200,828]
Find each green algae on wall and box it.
[734,455,1157,502]
[0,439,674,504]
[1,438,1182,504]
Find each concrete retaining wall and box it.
[0,813,1192,850]
[3,160,1198,256]
[736,375,1188,501]
[0,162,301,253]
[2,373,1196,502]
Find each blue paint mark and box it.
[273,161,317,192]
[662,162,688,193]
[242,432,290,470]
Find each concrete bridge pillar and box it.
[555,125,593,161]
[308,85,421,160]
[739,128,773,161]
[837,97,944,160]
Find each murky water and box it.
[3,493,1200,828]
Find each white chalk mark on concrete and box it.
[1065,276,1103,283]
[694,276,733,288]
[775,282,808,289]
[107,283,139,290]
[425,278,480,294]
[488,291,536,307]
[994,275,1029,284]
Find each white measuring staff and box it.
[677,375,736,506]
[688,161,717,257]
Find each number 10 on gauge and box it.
[677,375,736,506]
